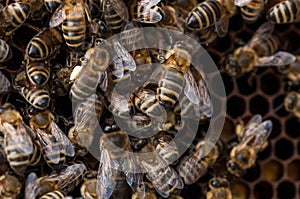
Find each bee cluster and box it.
[0,0,299,198]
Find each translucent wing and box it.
[0,71,10,93]
[111,0,129,20]
[255,51,296,67]
[247,22,274,48]
[99,71,108,92]
[197,77,212,118]
[238,114,262,139]
[49,4,66,27]
[140,0,161,8]
[50,121,75,157]
[25,172,38,199]
[135,0,163,23]
[215,15,229,38]
[110,92,132,117]
[234,0,252,6]
[184,69,200,104]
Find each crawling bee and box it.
[25,161,87,198]
[227,115,272,177]
[0,39,12,63]
[29,110,75,169]
[130,0,164,24]
[0,173,22,199]
[25,60,51,87]
[206,177,232,199]
[267,0,300,24]
[177,140,222,184]
[235,0,266,23]
[226,22,296,77]
[278,56,300,86]
[20,86,51,110]
[284,91,300,118]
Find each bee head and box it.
[209,177,229,189]
[285,92,298,112]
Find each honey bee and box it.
[21,0,45,20]
[44,0,63,13]
[158,5,185,32]
[137,143,184,198]
[267,0,300,24]
[284,91,300,118]
[226,22,296,77]
[97,131,140,199]
[206,177,232,199]
[25,60,51,87]
[278,56,300,86]
[130,0,164,24]
[0,39,12,63]
[131,181,157,199]
[25,161,87,198]
[227,114,272,177]
[68,93,103,156]
[0,71,10,94]
[29,110,75,169]
[40,190,66,199]
[166,0,197,12]
[0,173,22,199]
[19,86,51,110]
[177,140,221,185]
[81,178,97,199]
[0,2,31,36]
[235,0,266,23]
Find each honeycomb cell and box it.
[221,73,234,96]
[231,181,250,199]
[235,31,253,44]
[288,160,300,181]
[242,164,261,182]
[257,141,272,161]
[250,95,269,115]
[236,76,257,95]
[260,73,280,95]
[211,34,232,52]
[277,181,296,199]
[275,138,294,160]
[273,94,289,117]
[227,96,246,118]
[285,117,300,138]
[220,117,234,140]
[262,160,283,182]
[254,181,273,199]
[266,117,281,140]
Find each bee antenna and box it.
[273,102,284,114]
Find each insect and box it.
[177,140,222,184]
[19,86,51,110]
[29,110,75,169]
[284,91,300,118]
[25,28,63,61]
[235,0,266,23]
[227,114,272,177]
[278,56,300,86]
[40,190,66,199]
[131,181,157,199]
[81,178,97,199]
[0,39,11,63]
[166,0,198,12]
[158,5,185,32]
[206,177,232,199]
[25,162,87,198]
[0,173,22,199]
[44,0,63,13]
[226,22,296,77]
[25,60,51,87]
[0,2,31,36]
[97,131,140,199]
[0,71,10,94]
[137,143,184,198]
[267,0,300,24]
[130,0,164,24]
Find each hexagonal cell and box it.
[254,181,273,199]
[260,73,280,95]
[231,181,250,199]
[262,160,284,182]
[227,96,246,118]
[257,141,272,161]
[250,95,269,115]
[266,117,281,140]
[211,34,232,52]
[277,181,296,199]
[286,117,300,138]
[273,94,290,117]
[221,73,234,96]
[288,160,300,181]
[242,164,261,182]
[275,138,294,160]
[236,76,257,95]
[220,117,234,140]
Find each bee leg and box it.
[23,23,41,32]
[261,141,269,151]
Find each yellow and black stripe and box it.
[241,0,265,23]
[0,39,11,63]
[21,87,50,110]
[5,144,31,175]
[26,61,50,87]
[133,1,164,23]
[253,34,280,57]
[267,0,298,24]
[40,190,65,199]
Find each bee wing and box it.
[99,70,108,92]
[247,22,274,48]
[49,4,66,27]
[197,77,212,118]
[4,122,33,154]
[111,0,129,20]
[135,0,163,23]
[234,0,252,6]
[50,121,75,157]
[97,147,116,199]
[0,71,10,93]
[140,0,161,8]
[184,69,201,104]
[215,15,229,38]
[25,172,38,199]
[110,92,132,117]
[255,51,296,67]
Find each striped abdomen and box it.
[21,87,50,110]
[0,39,11,63]
[40,190,65,199]
[62,3,86,50]
[241,0,265,23]
[26,61,50,87]
[1,2,31,35]
[267,0,298,24]
[132,2,164,23]
[186,0,223,30]
[29,142,42,166]
[253,34,280,57]
[104,3,126,33]
[158,68,185,109]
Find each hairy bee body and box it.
[25,28,62,61]
[20,87,50,110]
[267,0,299,24]
[26,60,51,87]
[0,2,31,36]
[131,182,157,199]
[0,39,11,63]
[186,0,223,30]
[40,190,65,199]
[0,174,22,199]
[206,177,232,199]
[284,91,300,118]
[240,0,265,23]
[80,178,97,199]
[103,0,128,33]
[44,0,63,13]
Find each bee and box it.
[29,110,75,169]
[206,177,232,199]
[0,71,10,94]
[158,5,185,32]
[101,0,129,33]
[44,0,63,13]
[0,2,31,36]
[81,178,97,199]
[0,39,12,63]
[25,162,87,198]
[70,45,110,101]
[226,22,296,77]
[97,131,140,199]
[234,0,266,23]
[177,140,221,185]
[137,144,184,198]
[131,181,157,199]
[22,0,45,20]
[267,0,300,24]
[227,115,272,177]
[284,91,300,118]
[278,56,300,86]
[130,0,164,24]
[166,0,197,12]
[25,28,63,61]
[25,60,51,87]
[40,190,66,199]
[19,86,51,110]
[68,93,104,156]
[0,173,22,199]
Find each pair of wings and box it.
[134,0,164,23]
[100,0,129,21]
[35,120,75,164]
